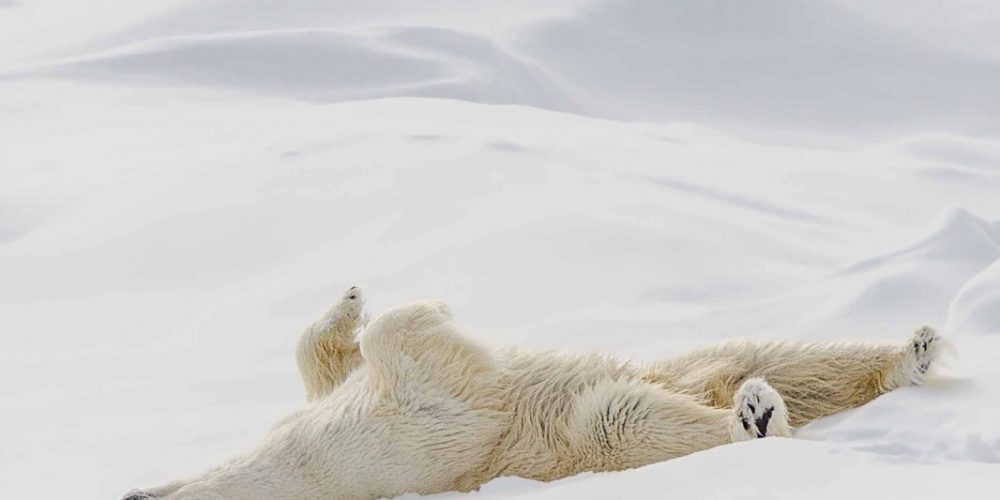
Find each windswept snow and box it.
[517,0,1000,136]
[5,0,1000,143]
[2,1,1000,499]
[14,28,577,110]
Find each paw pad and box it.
[732,378,790,441]
[906,326,940,384]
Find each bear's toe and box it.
[121,490,156,500]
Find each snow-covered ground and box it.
[2,1,999,498]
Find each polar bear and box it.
[122,286,941,500]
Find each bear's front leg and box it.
[296,285,368,400]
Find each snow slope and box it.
[1,1,999,499]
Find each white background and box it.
[2,1,999,498]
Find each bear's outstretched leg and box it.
[567,381,730,472]
[567,379,789,474]
[296,286,367,401]
[644,326,942,427]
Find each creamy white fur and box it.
[125,288,940,500]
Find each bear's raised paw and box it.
[731,378,792,442]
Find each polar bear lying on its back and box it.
[123,286,941,500]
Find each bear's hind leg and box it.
[567,381,782,474]
[296,285,367,401]
[646,326,944,428]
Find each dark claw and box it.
[121,491,156,500]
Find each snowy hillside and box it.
[1,1,999,499]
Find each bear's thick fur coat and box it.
[125,287,940,500]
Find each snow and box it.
[1,1,999,499]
